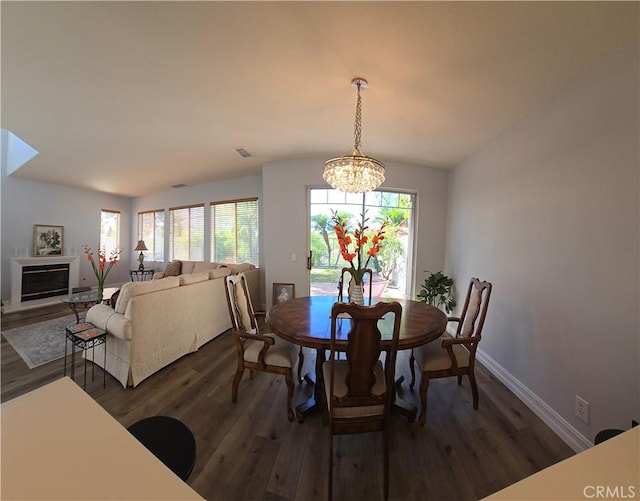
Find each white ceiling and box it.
[2,1,638,198]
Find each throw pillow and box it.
[109,289,120,309]
[193,261,219,273]
[164,260,182,277]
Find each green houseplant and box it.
[416,270,455,313]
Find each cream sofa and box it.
[85,262,259,388]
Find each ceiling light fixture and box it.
[323,78,385,193]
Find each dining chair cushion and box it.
[243,336,297,368]
[322,359,386,418]
[414,334,470,371]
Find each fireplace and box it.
[21,263,70,301]
[8,256,80,312]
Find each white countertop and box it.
[484,426,639,500]
[1,377,203,500]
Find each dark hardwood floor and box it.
[1,303,574,501]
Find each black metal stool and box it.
[594,420,639,445]
[127,416,196,481]
[594,428,624,445]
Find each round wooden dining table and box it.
[267,295,447,422]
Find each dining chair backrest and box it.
[325,301,402,500]
[454,277,492,341]
[225,272,297,422]
[225,272,258,335]
[327,301,402,412]
[337,267,374,305]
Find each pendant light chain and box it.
[323,76,385,193]
[353,81,363,151]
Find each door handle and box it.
[307,251,313,271]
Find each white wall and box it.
[1,176,132,300]
[262,157,449,307]
[446,42,639,447]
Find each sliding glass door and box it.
[307,188,415,299]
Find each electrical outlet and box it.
[575,395,590,424]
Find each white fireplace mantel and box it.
[9,256,79,311]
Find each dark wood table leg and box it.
[393,375,417,422]
[295,348,326,423]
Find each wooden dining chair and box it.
[337,267,373,305]
[409,277,492,425]
[323,301,403,501]
[225,272,300,422]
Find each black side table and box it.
[129,269,154,281]
[127,416,196,481]
[64,322,107,390]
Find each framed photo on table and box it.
[33,224,64,256]
[273,283,295,306]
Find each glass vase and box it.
[349,280,365,306]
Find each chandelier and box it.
[323,78,385,193]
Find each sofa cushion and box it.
[115,276,180,314]
[164,260,182,277]
[209,267,232,280]
[226,263,256,273]
[193,261,219,273]
[181,261,196,274]
[179,271,210,286]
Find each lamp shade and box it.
[134,240,148,251]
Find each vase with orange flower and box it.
[331,210,386,305]
[83,245,122,299]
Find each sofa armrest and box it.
[86,303,131,341]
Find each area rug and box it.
[2,314,77,369]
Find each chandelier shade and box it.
[323,78,385,193]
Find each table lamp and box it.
[134,240,148,270]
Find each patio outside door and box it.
[307,188,415,300]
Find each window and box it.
[138,209,165,261]
[308,189,415,299]
[100,210,120,256]
[211,198,259,265]
[169,204,204,261]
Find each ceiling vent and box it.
[234,147,252,158]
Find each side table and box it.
[64,322,107,390]
[129,269,154,281]
[61,288,117,323]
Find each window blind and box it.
[169,204,204,261]
[138,209,165,262]
[210,198,259,266]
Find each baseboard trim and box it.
[477,349,591,453]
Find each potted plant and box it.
[416,270,455,313]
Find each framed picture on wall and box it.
[33,224,64,256]
[273,283,295,306]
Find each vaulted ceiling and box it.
[2,1,637,197]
